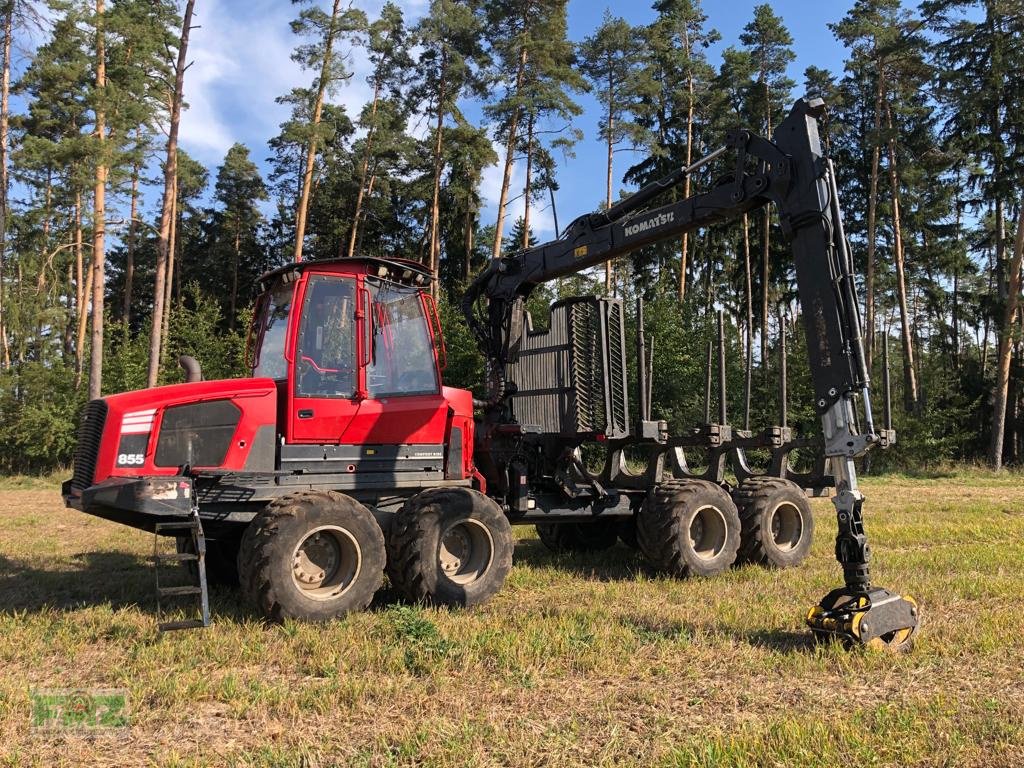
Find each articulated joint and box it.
[833,488,871,591]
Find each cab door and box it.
[338,277,448,446]
[287,273,362,443]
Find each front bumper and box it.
[63,476,194,532]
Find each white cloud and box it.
[179,0,429,166]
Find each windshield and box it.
[366,278,438,397]
[253,280,294,379]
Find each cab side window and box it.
[295,275,357,398]
[366,279,439,397]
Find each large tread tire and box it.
[637,479,740,577]
[236,490,385,623]
[176,535,240,586]
[387,488,513,608]
[535,520,619,553]
[733,477,814,568]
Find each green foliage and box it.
[0,362,84,474]
[1,0,1023,478]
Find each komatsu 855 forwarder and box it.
[63,99,918,649]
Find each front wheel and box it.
[237,490,385,622]
[387,488,513,608]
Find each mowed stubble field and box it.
[0,474,1023,767]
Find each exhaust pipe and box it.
[178,355,202,383]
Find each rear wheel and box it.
[387,488,513,608]
[236,490,385,622]
[733,477,814,568]
[637,479,740,577]
[535,520,619,553]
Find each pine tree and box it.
[286,0,366,263]
[926,0,1024,466]
[414,0,489,291]
[146,0,194,387]
[346,1,413,259]
[211,143,267,330]
[484,0,584,263]
[739,4,794,371]
[579,10,642,294]
[626,0,718,297]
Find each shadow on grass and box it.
[511,538,647,582]
[728,627,819,654]
[0,552,247,620]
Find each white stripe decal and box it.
[121,425,152,434]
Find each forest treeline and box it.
[0,0,1022,474]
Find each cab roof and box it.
[258,256,432,291]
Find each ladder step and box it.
[158,585,203,597]
[159,619,209,632]
[154,520,200,532]
[153,552,199,562]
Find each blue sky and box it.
[14,0,856,242]
[166,0,856,241]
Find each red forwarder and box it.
[64,100,918,649]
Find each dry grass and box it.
[1,473,1023,766]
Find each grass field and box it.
[1,474,1023,766]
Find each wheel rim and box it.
[769,501,803,551]
[439,519,493,585]
[689,505,728,560]
[291,525,361,600]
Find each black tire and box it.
[236,490,385,622]
[387,488,513,608]
[733,477,814,568]
[637,479,740,577]
[176,535,240,586]
[535,520,619,553]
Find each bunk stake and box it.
[637,298,649,422]
[882,332,893,431]
[704,340,713,425]
[717,310,727,425]
[779,310,788,429]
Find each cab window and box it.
[366,278,439,397]
[253,281,293,380]
[295,275,357,398]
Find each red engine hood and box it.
[91,377,280,484]
[103,377,278,411]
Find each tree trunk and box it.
[123,154,139,323]
[491,46,528,261]
[347,78,380,259]
[463,193,474,279]
[988,203,1024,469]
[760,80,772,372]
[0,3,11,368]
[88,0,107,401]
[604,66,614,294]
[865,66,884,372]
[523,113,535,249]
[743,213,753,429]
[678,25,694,302]
[885,106,918,411]
[293,0,343,263]
[230,225,240,331]
[74,193,88,384]
[426,44,448,295]
[146,0,193,387]
[161,174,178,358]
